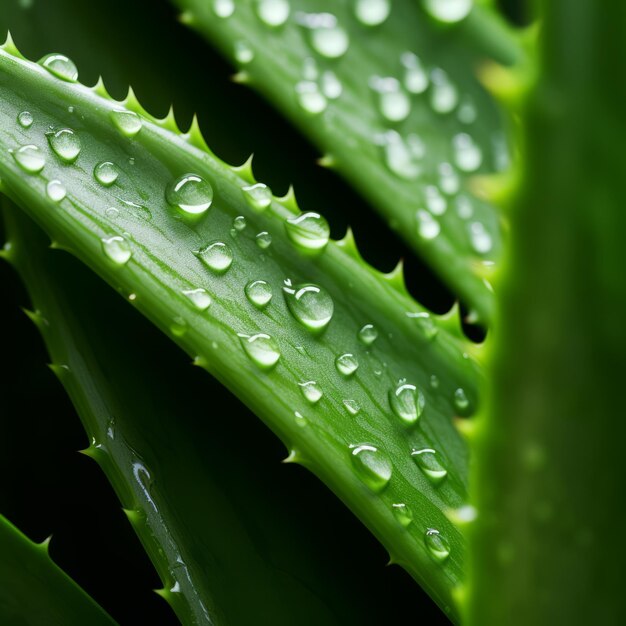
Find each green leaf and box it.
[467,1,626,624]
[0,514,117,625]
[0,41,482,620]
[173,0,521,322]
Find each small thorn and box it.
[179,10,194,26]
[231,154,255,182]
[232,71,250,84]
[282,448,302,464]
[48,363,71,380]
[38,535,53,553]
[23,308,48,330]
[122,508,143,525]
[192,355,208,368]
[317,154,336,168]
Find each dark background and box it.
[0,0,527,624]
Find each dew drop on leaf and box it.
[182,288,212,311]
[416,210,440,240]
[424,528,451,562]
[110,109,143,137]
[46,128,81,163]
[101,235,132,265]
[283,281,334,332]
[298,13,350,59]
[429,68,458,114]
[401,52,428,94]
[412,448,448,484]
[11,145,45,174]
[335,353,359,377]
[234,40,254,64]
[38,53,78,82]
[453,132,483,172]
[389,381,424,426]
[46,179,67,203]
[454,387,470,412]
[242,182,272,211]
[295,81,328,114]
[94,161,120,186]
[245,280,273,308]
[17,111,33,129]
[285,212,330,252]
[370,76,411,122]
[358,323,378,345]
[354,0,391,26]
[298,380,323,404]
[232,215,247,232]
[423,0,473,24]
[392,503,414,528]
[198,241,233,273]
[239,333,281,370]
[350,444,392,492]
[166,174,213,215]
[256,231,272,249]
[213,0,235,18]
[343,399,361,415]
[255,0,290,27]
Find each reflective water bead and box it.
[234,41,254,64]
[256,231,272,249]
[321,71,343,99]
[350,444,392,492]
[455,195,474,219]
[285,212,330,252]
[294,411,308,427]
[358,323,378,346]
[401,52,428,94]
[213,0,235,18]
[406,311,439,340]
[297,12,350,59]
[47,128,81,163]
[438,162,460,195]
[110,109,142,137]
[425,185,447,215]
[454,387,470,412]
[198,241,233,273]
[416,210,440,240]
[453,133,482,172]
[429,68,458,114]
[38,53,78,82]
[182,288,212,311]
[255,0,290,27]
[392,503,414,528]
[233,215,247,232]
[458,96,477,124]
[94,161,120,186]
[343,399,361,415]
[299,380,323,404]
[17,111,33,129]
[389,381,425,426]
[46,179,66,203]
[424,528,451,562]
[354,0,391,26]
[105,207,120,219]
[423,0,473,24]
[170,317,188,337]
[242,183,272,211]
[412,448,448,484]
[101,235,132,265]
[239,333,281,370]
[283,281,334,332]
[369,76,411,123]
[380,131,421,180]
[335,353,358,377]
[166,174,213,215]
[430,374,440,388]
[245,280,272,308]
[469,221,492,254]
[295,81,327,115]
[11,145,45,174]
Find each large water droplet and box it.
[389,381,425,426]
[233,215,247,232]
[38,53,78,82]
[46,128,81,163]
[245,280,272,308]
[406,311,439,340]
[380,131,422,180]
[429,69,458,114]
[354,0,391,26]
[101,235,132,265]
[358,323,378,346]
[110,109,142,137]
[11,145,45,173]
[295,81,327,115]
[416,210,440,240]
[469,221,492,254]
[285,212,330,252]
[166,174,213,215]
[94,161,120,186]
[297,12,350,59]
[182,288,212,311]
[298,380,323,404]
[425,185,447,215]
[424,528,451,562]
[17,111,33,129]
[453,133,482,172]
[438,162,460,195]
[255,0,290,26]
[283,281,334,332]
[46,179,67,203]
[256,231,272,249]
[321,71,342,99]
[234,41,255,64]
[369,76,411,122]
[392,503,413,528]
[213,0,235,18]
[401,52,428,94]
[239,333,281,370]
[335,353,359,377]
[423,0,473,24]
[350,444,392,491]
[243,183,272,211]
[343,399,361,415]
[198,241,233,273]
[412,448,448,484]
[454,388,470,412]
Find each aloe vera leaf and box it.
[0,514,117,625]
[0,42,483,620]
[466,2,626,624]
[3,203,403,626]
[173,0,521,322]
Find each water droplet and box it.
[294,411,308,427]
[283,281,334,332]
[401,52,428,94]
[438,162,460,195]
[46,128,81,163]
[171,316,188,337]
[369,76,411,122]
[416,210,440,240]
[429,68,458,114]
[412,448,447,484]
[166,174,213,215]
[453,133,482,172]
[17,111,33,128]
[101,235,132,265]
[245,280,272,308]
[198,241,233,273]
[234,40,254,64]
[243,183,272,211]
[424,528,450,562]
[94,161,120,186]
[295,81,327,114]
[335,353,358,377]
[320,71,343,99]
[105,207,120,219]
[392,503,413,528]
[233,215,247,232]
[182,288,212,311]
[380,131,421,180]
[297,12,350,59]
[423,0,473,24]
[354,0,391,26]
[454,388,470,412]
[38,53,78,82]
[46,179,66,203]
[406,311,439,340]
[469,222,492,254]
[255,0,290,26]
[256,231,272,249]
[285,212,330,252]
[358,323,378,346]
[298,380,323,404]
[350,444,392,491]
[455,195,474,219]
[343,399,361,415]
[213,0,235,18]
[458,96,477,124]
[110,109,142,137]
[11,145,45,173]
[430,374,440,388]
[239,333,281,370]
[425,185,447,215]
[389,381,425,426]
